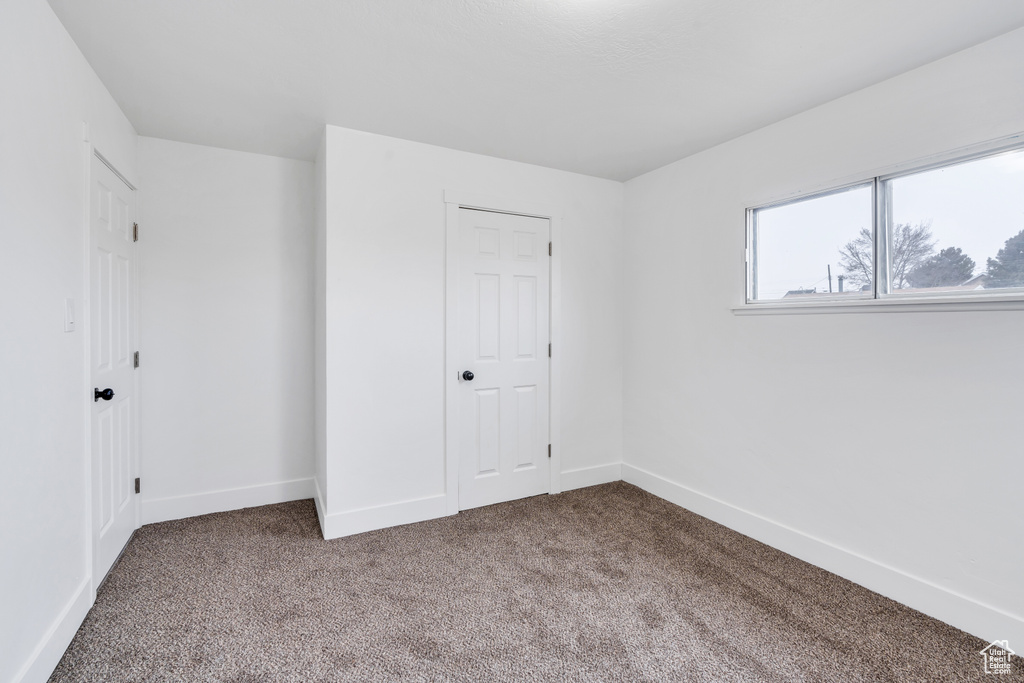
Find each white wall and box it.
[0,1,138,682]
[623,27,1024,645]
[137,137,315,523]
[318,125,624,537]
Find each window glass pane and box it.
[751,185,873,301]
[888,148,1024,294]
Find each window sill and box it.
[732,294,1024,315]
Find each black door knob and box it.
[94,387,114,402]
[462,371,474,381]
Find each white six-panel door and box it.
[457,208,550,510]
[90,154,138,585]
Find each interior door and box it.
[90,153,137,585]
[457,208,550,510]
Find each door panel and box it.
[476,274,500,360]
[514,276,537,358]
[97,407,113,531]
[458,209,549,510]
[475,388,501,475]
[513,384,537,469]
[91,155,137,585]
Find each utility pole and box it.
[827,264,833,293]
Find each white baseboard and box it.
[140,477,315,525]
[12,577,91,683]
[319,493,450,540]
[622,463,1024,646]
[560,462,622,492]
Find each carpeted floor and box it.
[50,482,994,682]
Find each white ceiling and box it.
[49,0,1024,181]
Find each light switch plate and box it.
[64,298,75,332]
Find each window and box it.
[747,143,1024,305]
[749,184,873,301]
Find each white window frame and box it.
[739,137,1024,315]
[746,180,876,304]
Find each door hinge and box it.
[133,351,140,368]
[548,444,551,459]
[548,343,551,358]
[133,222,138,242]
[134,477,140,494]
[548,241,552,256]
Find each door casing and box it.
[444,190,563,515]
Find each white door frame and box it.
[84,141,141,595]
[443,190,563,515]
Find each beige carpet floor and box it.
[50,482,995,682]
